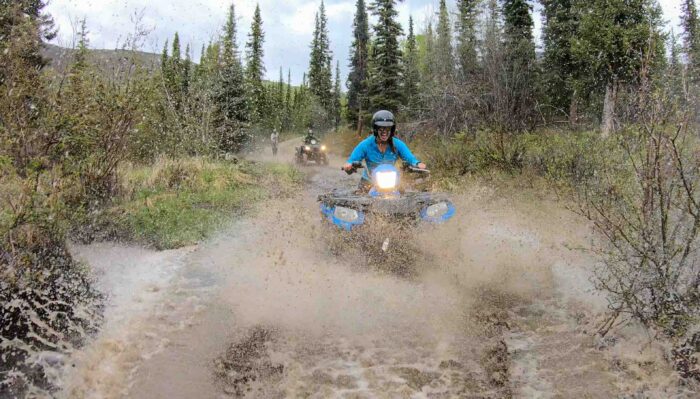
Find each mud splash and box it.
[55,143,698,398]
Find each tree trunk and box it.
[356,104,363,137]
[602,81,617,137]
[569,93,578,127]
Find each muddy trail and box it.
[56,138,694,398]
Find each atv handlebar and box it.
[342,161,364,175]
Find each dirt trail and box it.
[60,137,691,398]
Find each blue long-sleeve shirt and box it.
[347,135,421,181]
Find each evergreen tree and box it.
[403,16,420,115]
[455,0,480,79]
[333,60,342,130]
[183,43,191,95]
[668,31,686,104]
[366,0,404,113]
[435,0,454,82]
[541,0,580,122]
[73,18,90,73]
[346,0,370,127]
[421,22,436,81]
[245,3,266,123]
[160,39,169,76]
[308,1,334,113]
[573,0,666,135]
[502,0,536,130]
[215,2,249,152]
[682,0,700,82]
[167,32,184,108]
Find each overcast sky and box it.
[46,0,684,87]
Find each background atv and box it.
[295,138,329,165]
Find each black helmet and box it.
[372,110,396,137]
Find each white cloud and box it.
[45,0,684,86]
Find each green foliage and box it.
[683,0,700,82]
[308,1,334,115]
[502,0,537,130]
[245,4,266,123]
[572,0,666,103]
[367,0,404,113]
[541,0,580,119]
[402,16,420,116]
[346,0,370,127]
[434,0,454,82]
[108,158,301,249]
[455,0,480,79]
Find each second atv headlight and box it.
[333,206,359,223]
[375,171,398,190]
[305,146,311,151]
[321,145,327,151]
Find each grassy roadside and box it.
[75,157,302,249]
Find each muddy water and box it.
[60,139,694,398]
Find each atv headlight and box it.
[375,171,398,190]
[305,146,311,151]
[321,145,326,151]
[425,202,449,218]
[333,206,359,223]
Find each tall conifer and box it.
[215,2,249,152]
[308,1,334,112]
[435,0,454,82]
[366,0,403,113]
[347,0,370,127]
[403,16,420,114]
[455,0,479,78]
[245,3,266,123]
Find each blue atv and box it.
[318,162,456,232]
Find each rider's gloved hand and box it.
[343,163,354,172]
[417,162,426,169]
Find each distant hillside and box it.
[41,43,161,77]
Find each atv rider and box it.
[270,129,279,156]
[304,128,319,144]
[343,110,426,192]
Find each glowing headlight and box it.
[375,171,398,190]
[333,206,359,223]
[321,145,327,151]
[304,146,311,151]
[425,202,449,218]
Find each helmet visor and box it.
[374,121,394,127]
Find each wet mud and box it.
[55,138,698,398]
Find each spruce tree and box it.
[333,60,342,130]
[435,0,454,82]
[367,0,404,113]
[541,0,580,122]
[574,0,666,135]
[668,31,686,104]
[502,0,536,130]
[183,43,191,95]
[403,16,420,115]
[215,2,249,152]
[308,1,334,113]
[421,22,436,82]
[682,0,700,83]
[455,0,479,79]
[346,0,370,127]
[160,39,169,76]
[245,3,266,123]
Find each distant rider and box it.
[270,129,279,156]
[343,110,426,192]
[304,128,319,145]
